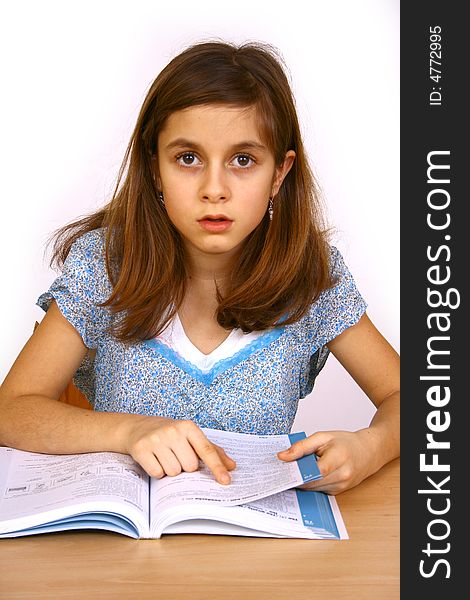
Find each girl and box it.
[0,41,399,494]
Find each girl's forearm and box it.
[361,391,400,472]
[0,395,159,455]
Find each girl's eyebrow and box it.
[164,138,268,153]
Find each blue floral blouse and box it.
[37,230,367,435]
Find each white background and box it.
[0,0,399,434]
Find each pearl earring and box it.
[158,191,165,206]
[268,197,274,221]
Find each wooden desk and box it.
[0,458,399,600]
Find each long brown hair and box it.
[50,40,334,342]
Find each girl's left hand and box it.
[277,428,382,495]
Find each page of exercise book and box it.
[158,488,344,539]
[0,447,150,537]
[203,488,344,539]
[152,488,323,539]
[148,429,320,532]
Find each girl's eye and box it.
[176,152,201,167]
[175,152,255,168]
[233,154,254,168]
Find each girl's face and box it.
[155,104,295,270]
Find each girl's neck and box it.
[185,268,229,303]
[179,245,238,353]
[179,264,234,354]
[184,245,238,288]
[182,250,231,323]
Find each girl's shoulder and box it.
[298,244,367,346]
[69,228,106,259]
[37,228,112,349]
[328,244,354,286]
[64,228,107,273]
[330,244,366,306]
[63,227,112,300]
[40,228,110,305]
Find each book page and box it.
[0,447,149,535]
[235,489,306,530]
[216,489,345,538]
[158,488,309,538]
[154,489,344,539]
[149,428,319,526]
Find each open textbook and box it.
[0,428,348,540]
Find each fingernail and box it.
[220,473,231,484]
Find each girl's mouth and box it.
[198,215,233,233]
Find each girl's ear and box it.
[271,150,296,196]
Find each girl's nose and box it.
[200,164,230,203]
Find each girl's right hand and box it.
[122,416,236,484]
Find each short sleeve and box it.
[308,245,368,352]
[36,230,113,349]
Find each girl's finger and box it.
[152,445,183,477]
[299,481,344,495]
[133,452,165,479]
[212,443,237,470]
[187,429,234,485]
[277,432,330,461]
[169,438,203,473]
[298,463,352,494]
